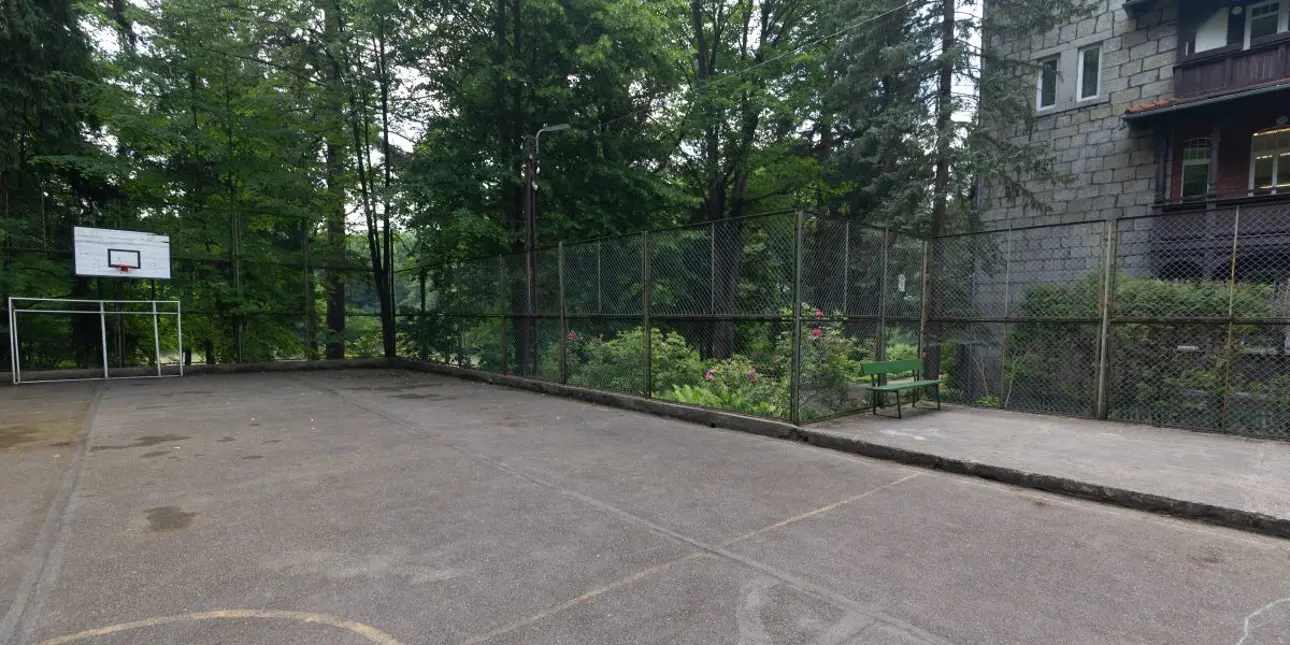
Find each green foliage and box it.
[1006,271,1285,429]
[661,354,789,418]
[566,328,705,396]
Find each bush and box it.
[565,327,705,396]
[797,309,870,420]
[661,354,789,418]
[540,304,882,421]
[1006,272,1281,428]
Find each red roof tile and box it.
[1125,79,1290,116]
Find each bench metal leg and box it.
[895,391,902,419]
[935,385,941,410]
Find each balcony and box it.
[1175,38,1290,99]
[1149,193,1290,282]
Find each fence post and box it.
[998,227,1014,409]
[418,268,427,360]
[642,230,652,398]
[842,220,850,316]
[917,237,930,363]
[1095,217,1119,420]
[455,263,465,368]
[877,228,889,361]
[790,211,804,425]
[232,209,244,363]
[303,229,313,359]
[1222,206,1241,430]
[596,239,603,315]
[558,242,568,384]
[710,222,717,315]
[498,255,508,375]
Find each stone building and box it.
[978,0,1290,280]
[938,0,1290,412]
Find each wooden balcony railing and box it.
[1175,39,1290,99]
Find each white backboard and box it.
[74,227,172,280]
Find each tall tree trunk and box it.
[322,3,347,360]
[376,16,397,358]
[931,0,954,238]
[496,0,526,373]
[926,0,956,379]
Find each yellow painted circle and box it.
[37,609,403,645]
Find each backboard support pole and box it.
[177,300,184,378]
[100,301,109,379]
[152,301,162,377]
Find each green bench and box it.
[860,359,942,419]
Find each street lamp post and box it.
[522,123,570,375]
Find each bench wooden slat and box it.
[868,379,942,392]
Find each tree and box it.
[2,0,113,368]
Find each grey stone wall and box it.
[980,0,1179,228]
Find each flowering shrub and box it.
[661,354,790,418]
[558,303,877,420]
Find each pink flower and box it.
[747,371,758,382]
[569,332,579,341]
[811,327,823,338]
[704,369,716,381]
[815,309,823,320]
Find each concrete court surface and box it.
[1,370,1290,645]
[812,405,1290,524]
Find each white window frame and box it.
[1249,126,1290,194]
[1244,0,1288,48]
[1036,54,1060,111]
[1076,45,1102,101]
[1180,138,1212,200]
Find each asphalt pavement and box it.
[1,369,1288,645]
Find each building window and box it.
[1036,55,1059,109]
[1250,126,1290,194]
[1246,1,1287,46]
[1181,138,1212,200]
[1077,45,1101,100]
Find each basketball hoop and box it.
[112,264,135,274]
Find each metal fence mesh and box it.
[10,202,1290,438]
[394,205,1290,437]
[2,201,385,373]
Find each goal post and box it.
[7,297,183,385]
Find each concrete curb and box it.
[2,358,393,384]
[800,430,1290,540]
[391,358,799,441]
[393,359,1290,541]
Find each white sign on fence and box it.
[73,227,171,280]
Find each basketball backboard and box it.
[74,227,171,280]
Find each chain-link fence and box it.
[398,212,923,424]
[926,203,1290,438]
[9,200,1289,438]
[401,205,1290,438]
[1,200,390,375]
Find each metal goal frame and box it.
[7,297,184,385]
